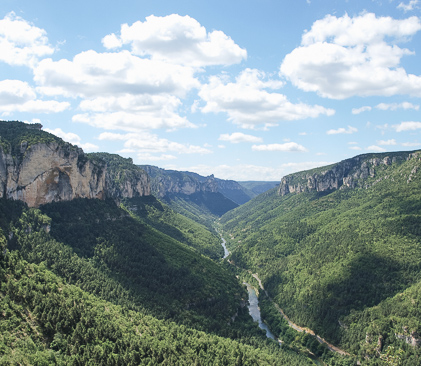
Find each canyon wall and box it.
[0,140,150,207]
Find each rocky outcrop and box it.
[140,165,253,205]
[0,141,150,207]
[140,165,218,198]
[395,327,421,347]
[278,153,409,196]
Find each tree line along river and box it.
[218,229,347,361]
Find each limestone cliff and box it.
[139,165,252,205]
[0,121,150,207]
[278,151,415,196]
[139,165,218,198]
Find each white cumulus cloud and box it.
[0,80,69,115]
[393,121,421,131]
[326,125,358,135]
[44,127,98,151]
[376,102,419,111]
[74,94,195,131]
[0,12,54,67]
[377,139,397,145]
[34,50,200,131]
[219,132,262,143]
[102,14,247,67]
[398,0,419,12]
[352,106,372,114]
[252,142,308,152]
[98,132,212,158]
[352,101,419,114]
[199,68,334,129]
[280,13,421,99]
[34,50,199,98]
[73,110,194,132]
[367,145,387,152]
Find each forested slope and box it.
[0,241,312,365]
[0,197,318,365]
[7,198,239,333]
[161,191,238,227]
[139,164,241,227]
[121,195,224,260]
[221,151,421,364]
[0,120,322,364]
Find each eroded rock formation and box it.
[278,153,412,196]
[0,141,150,207]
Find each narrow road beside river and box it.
[217,230,281,344]
[217,230,335,363]
[251,273,350,356]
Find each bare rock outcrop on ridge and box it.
[278,152,414,196]
[0,122,150,207]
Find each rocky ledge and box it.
[278,152,416,196]
[0,141,150,207]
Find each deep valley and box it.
[1,120,421,365]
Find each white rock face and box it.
[141,166,219,198]
[278,153,406,197]
[0,142,150,207]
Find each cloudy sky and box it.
[1,0,421,181]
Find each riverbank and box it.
[251,272,350,357]
[244,282,279,342]
[218,231,327,364]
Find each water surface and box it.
[245,283,277,340]
[221,236,229,259]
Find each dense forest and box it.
[221,151,421,365]
[0,121,317,365]
[5,120,421,365]
[1,236,313,365]
[0,193,318,365]
[0,121,69,161]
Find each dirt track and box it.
[251,273,350,357]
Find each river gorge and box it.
[219,230,347,360]
[218,232,279,343]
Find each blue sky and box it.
[1,0,421,180]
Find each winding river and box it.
[218,231,280,343]
[218,231,339,364]
[244,282,278,341]
[221,236,229,259]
